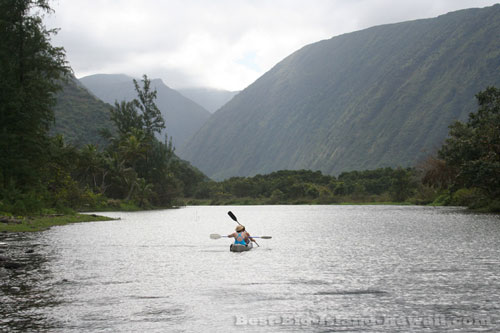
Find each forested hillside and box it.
[51,75,113,147]
[180,5,500,180]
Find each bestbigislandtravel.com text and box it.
[234,314,491,329]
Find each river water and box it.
[1,205,499,332]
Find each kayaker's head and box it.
[236,225,245,232]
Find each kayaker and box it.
[228,225,254,246]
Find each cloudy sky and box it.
[44,0,499,91]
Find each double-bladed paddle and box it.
[210,233,272,240]
[227,211,260,247]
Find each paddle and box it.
[210,233,272,240]
[227,211,260,247]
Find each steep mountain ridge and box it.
[179,5,500,180]
[52,75,113,147]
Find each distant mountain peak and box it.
[178,87,239,113]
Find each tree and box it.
[118,129,149,170]
[389,168,415,202]
[420,156,456,189]
[76,144,109,194]
[438,87,500,198]
[0,0,68,191]
[109,100,143,137]
[133,75,165,138]
[107,75,165,143]
[103,75,198,206]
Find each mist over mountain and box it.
[178,88,239,113]
[179,5,500,180]
[79,74,211,149]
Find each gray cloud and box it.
[44,0,499,90]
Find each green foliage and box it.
[438,87,500,197]
[487,200,500,213]
[448,188,489,208]
[191,168,422,205]
[412,184,441,205]
[0,0,69,193]
[389,168,417,202]
[1,71,205,214]
[133,75,165,138]
[110,100,143,137]
[81,75,206,208]
[269,189,285,204]
[108,75,165,141]
[423,87,500,211]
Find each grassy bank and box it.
[0,214,117,232]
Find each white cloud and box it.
[44,0,499,90]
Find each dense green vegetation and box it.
[0,1,205,220]
[1,0,69,213]
[422,87,500,211]
[0,73,206,215]
[185,168,424,205]
[180,5,500,180]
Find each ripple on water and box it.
[1,205,500,332]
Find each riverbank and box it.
[180,197,419,206]
[180,195,500,212]
[0,214,117,232]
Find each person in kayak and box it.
[228,225,254,246]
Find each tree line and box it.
[109,84,500,211]
[188,168,418,205]
[187,87,500,212]
[1,1,498,215]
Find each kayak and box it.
[230,242,253,252]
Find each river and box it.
[1,205,499,332]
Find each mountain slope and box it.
[178,88,239,113]
[79,74,211,149]
[179,5,500,180]
[52,75,113,147]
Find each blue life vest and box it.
[234,232,247,245]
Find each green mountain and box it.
[179,5,500,180]
[79,74,211,149]
[51,75,113,147]
[178,88,239,113]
